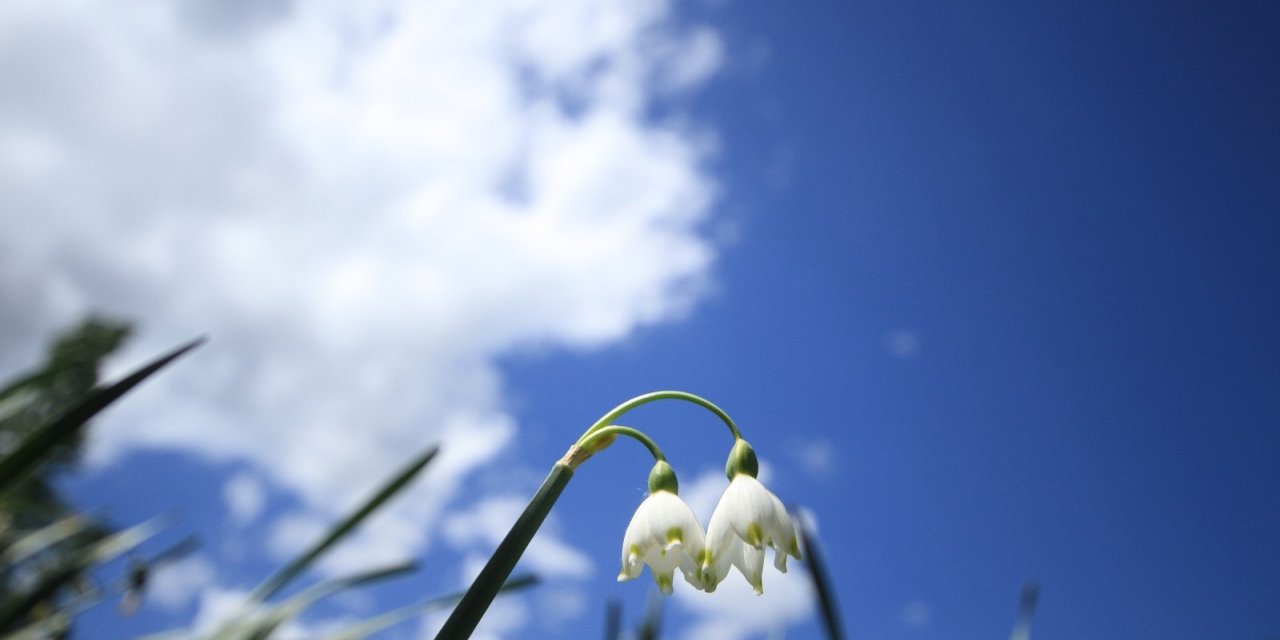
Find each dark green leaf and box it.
[434,463,573,640]
[796,507,845,640]
[0,337,205,495]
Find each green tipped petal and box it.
[703,474,799,594]
[618,491,707,595]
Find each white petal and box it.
[733,540,766,595]
[618,490,708,593]
[702,474,800,593]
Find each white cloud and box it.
[534,586,589,630]
[147,554,217,612]
[789,438,835,478]
[886,329,920,358]
[675,563,815,640]
[223,471,267,525]
[0,0,723,594]
[901,599,932,629]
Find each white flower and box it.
[702,473,801,594]
[618,490,708,594]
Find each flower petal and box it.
[701,473,800,594]
[617,490,708,593]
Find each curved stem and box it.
[577,390,741,443]
[579,425,667,462]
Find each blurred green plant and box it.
[0,320,534,638]
[603,593,664,640]
[1009,579,1040,640]
[0,318,199,636]
[795,507,844,640]
[0,319,883,639]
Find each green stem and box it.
[580,425,667,461]
[576,390,741,443]
[434,463,573,640]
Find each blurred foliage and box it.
[0,318,535,639]
[602,593,664,640]
[0,316,134,635]
[0,316,131,519]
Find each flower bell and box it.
[701,439,801,594]
[617,460,708,594]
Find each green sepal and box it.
[724,438,759,480]
[647,460,679,494]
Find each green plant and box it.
[0,327,534,639]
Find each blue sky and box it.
[2,1,1277,639]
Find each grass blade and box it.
[143,534,200,568]
[0,365,66,406]
[249,444,440,602]
[795,506,845,640]
[434,462,573,639]
[1,514,91,565]
[319,574,539,640]
[0,517,165,628]
[209,563,412,640]
[0,337,205,495]
[1009,580,1040,640]
[604,597,621,640]
[636,590,664,640]
[2,612,71,640]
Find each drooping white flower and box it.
[618,462,708,594]
[702,441,801,594]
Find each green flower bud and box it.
[724,438,759,480]
[648,460,680,494]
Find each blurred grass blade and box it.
[119,535,201,615]
[604,597,621,640]
[131,632,188,640]
[319,574,539,640]
[249,444,440,602]
[0,517,166,628]
[637,590,664,640]
[1,514,91,565]
[795,506,845,640]
[1009,580,1040,640]
[144,534,200,568]
[52,534,200,619]
[215,562,417,640]
[2,612,71,640]
[0,337,205,495]
[0,363,66,405]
